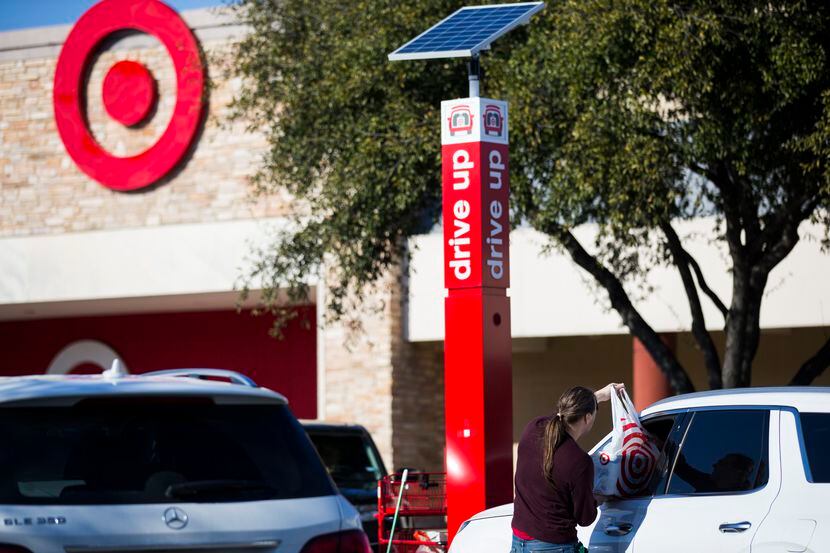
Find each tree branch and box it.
[660,221,723,389]
[755,221,800,278]
[790,335,830,386]
[754,195,819,277]
[546,224,696,394]
[686,254,728,319]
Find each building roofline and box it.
[0,7,247,62]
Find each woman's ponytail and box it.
[542,414,566,487]
[541,386,598,487]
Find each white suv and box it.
[449,387,830,553]
[0,367,371,553]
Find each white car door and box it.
[630,408,781,553]
[751,408,829,552]
[579,413,688,553]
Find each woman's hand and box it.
[595,382,625,403]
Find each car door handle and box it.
[604,522,633,536]
[719,521,752,533]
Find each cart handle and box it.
[386,468,409,553]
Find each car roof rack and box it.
[141,368,258,388]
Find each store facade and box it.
[1,1,829,476]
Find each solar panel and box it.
[388,2,544,61]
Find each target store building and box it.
[2,0,830,473]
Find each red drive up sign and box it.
[441,97,513,544]
[442,98,510,289]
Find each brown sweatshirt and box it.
[511,416,598,544]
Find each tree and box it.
[228,0,830,391]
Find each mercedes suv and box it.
[0,366,372,553]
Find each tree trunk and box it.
[722,268,766,388]
[551,227,696,394]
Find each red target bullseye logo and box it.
[616,429,658,497]
[53,0,205,191]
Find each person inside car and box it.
[672,451,757,493]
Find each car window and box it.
[306,431,385,492]
[667,410,769,495]
[589,414,684,498]
[0,398,335,505]
[627,414,685,498]
[799,413,830,483]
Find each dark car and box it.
[301,421,388,548]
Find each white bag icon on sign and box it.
[592,388,659,497]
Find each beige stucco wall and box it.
[677,326,830,389]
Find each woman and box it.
[511,383,624,553]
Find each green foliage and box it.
[229,0,465,322]
[497,0,829,262]
[229,0,830,339]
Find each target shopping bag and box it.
[592,389,659,497]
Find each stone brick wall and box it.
[391,339,446,472]
[0,37,290,237]
[390,269,446,473]
[321,277,397,468]
[321,266,446,473]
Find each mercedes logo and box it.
[163,507,188,530]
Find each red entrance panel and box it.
[441,98,513,542]
[0,307,317,419]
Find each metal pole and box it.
[468,56,481,98]
[385,469,409,553]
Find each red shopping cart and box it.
[378,472,447,553]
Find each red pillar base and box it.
[632,334,676,411]
[444,290,513,541]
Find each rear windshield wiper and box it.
[166,480,275,499]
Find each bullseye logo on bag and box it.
[617,422,659,497]
[53,0,205,191]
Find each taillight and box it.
[299,529,372,553]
